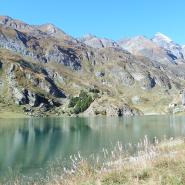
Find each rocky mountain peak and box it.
[0,15,33,32]
[81,33,95,40]
[153,32,172,43]
[119,35,153,46]
[152,32,173,49]
[80,34,119,49]
[152,33,184,60]
[118,35,159,55]
[0,16,13,24]
[131,35,148,41]
[40,24,57,33]
[37,23,65,35]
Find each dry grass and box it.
[1,137,185,185]
[0,101,28,119]
[58,137,185,185]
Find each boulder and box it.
[84,98,142,117]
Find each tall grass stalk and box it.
[1,136,185,185]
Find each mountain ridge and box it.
[0,15,185,117]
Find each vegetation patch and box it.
[69,90,93,114]
[2,137,185,185]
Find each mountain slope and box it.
[0,16,185,117]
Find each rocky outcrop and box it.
[110,67,135,86]
[13,88,28,105]
[84,98,142,117]
[4,60,65,109]
[106,105,142,116]
[155,74,171,89]
[12,88,48,107]
[140,74,156,90]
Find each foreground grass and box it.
[51,138,185,185]
[1,137,185,185]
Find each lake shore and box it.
[3,137,185,185]
[54,137,185,185]
[0,107,178,119]
[0,112,166,119]
[0,111,28,119]
[55,137,185,185]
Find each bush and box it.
[74,96,92,114]
[68,97,79,108]
[68,91,93,114]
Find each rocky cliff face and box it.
[0,16,185,116]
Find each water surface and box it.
[0,115,185,178]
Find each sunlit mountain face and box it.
[0,16,185,117]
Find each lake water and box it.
[0,115,185,179]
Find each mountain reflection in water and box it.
[0,116,185,174]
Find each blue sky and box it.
[0,0,185,44]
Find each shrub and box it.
[68,91,93,114]
[74,95,92,114]
[68,97,79,108]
